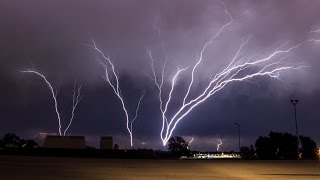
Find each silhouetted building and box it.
[100,136,113,149]
[44,135,85,149]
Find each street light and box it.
[317,148,320,167]
[235,122,240,153]
[290,99,299,160]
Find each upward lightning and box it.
[21,69,82,136]
[149,5,318,146]
[89,38,145,146]
[130,91,145,137]
[20,69,62,135]
[187,137,194,150]
[63,79,82,136]
[217,139,223,152]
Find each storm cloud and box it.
[0,0,320,150]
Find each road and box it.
[1,155,320,179]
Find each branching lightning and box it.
[20,69,82,136]
[130,91,146,138]
[21,69,62,135]
[63,80,82,136]
[89,38,145,146]
[148,5,318,146]
[217,139,223,152]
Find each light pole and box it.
[290,99,299,160]
[235,122,240,153]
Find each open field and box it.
[1,155,320,180]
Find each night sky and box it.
[1,0,320,151]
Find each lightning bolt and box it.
[63,79,82,136]
[187,137,194,150]
[20,69,63,135]
[20,69,82,136]
[130,90,146,138]
[217,139,223,152]
[148,5,318,146]
[89,38,145,146]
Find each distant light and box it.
[191,152,241,159]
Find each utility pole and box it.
[290,99,299,160]
[235,122,240,153]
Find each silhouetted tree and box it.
[240,145,256,159]
[255,132,318,160]
[269,132,296,159]
[255,132,296,160]
[167,136,189,157]
[1,133,21,148]
[114,144,119,150]
[300,136,317,159]
[0,133,38,149]
[19,139,38,149]
[255,135,274,159]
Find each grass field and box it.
[1,155,320,179]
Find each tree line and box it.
[1,132,318,160]
[241,131,318,160]
[0,133,38,149]
[167,132,318,160]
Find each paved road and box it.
[1,155,320,179]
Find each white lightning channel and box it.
[182,3,233,106]
[148,49,168,143]
[148,6,318,146]
[147,24,170,143]
[20,69,63,135]
[217,139,222,151]
[89,37,145,146]
[63,80,82,136]
[164,63,307,146]
[187,137,194,150]
[130,90,145,137]
[21,69,83,136]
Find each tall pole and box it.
[290,99,299,160]
[235,122,240,153]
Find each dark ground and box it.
[1,155,320,180]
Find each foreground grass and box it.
[1,155,320,180]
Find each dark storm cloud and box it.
[1,0,320,149]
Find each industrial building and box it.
[100,136,113,149]
[44,135,85,149]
